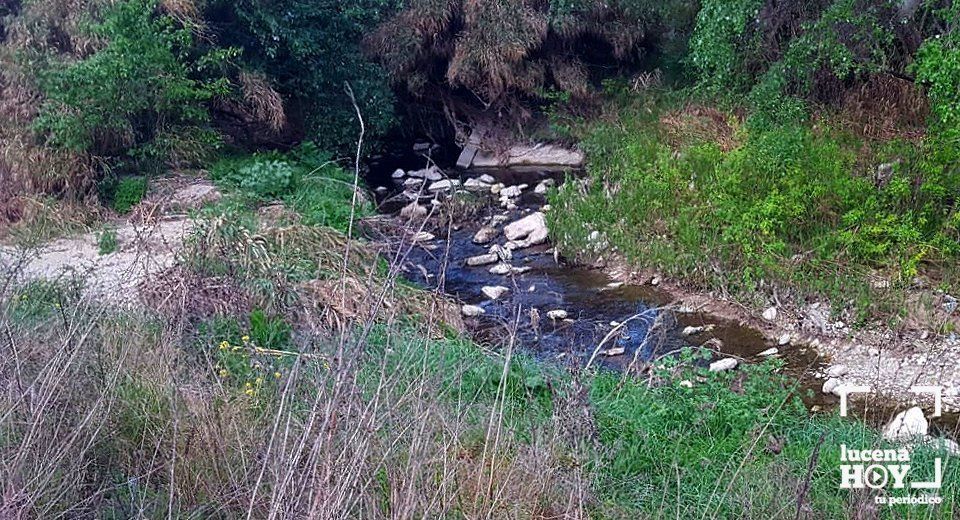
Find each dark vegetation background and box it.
[2,1,960,517]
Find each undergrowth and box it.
[209,142,371,233]
[551,91,960,324]
[2,278,958,517]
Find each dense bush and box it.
[551,96,960,317]
[32,0,232,174]
[912,4,960,143]
[212,0,398,153]
[110,176,148,214]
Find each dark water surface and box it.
[366,148,960,435]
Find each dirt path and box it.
[1,217,192,303]
[0,177,219,304]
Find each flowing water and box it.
[366,146,959,435]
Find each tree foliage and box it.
[212,0,398,152]
[366,0,696,109]
[33,0,233,173]
[912,3,960,143]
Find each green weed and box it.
[97,227,118,255]
[210,142,369,232]
[110,176,148,214]
[551,94,960,322]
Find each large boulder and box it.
[883,407,928,441]
[471,143,584,169]
[503,212,549,247]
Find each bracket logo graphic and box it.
[836,384,943,503]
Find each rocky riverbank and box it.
[368,151,960,444]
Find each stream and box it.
[364,144,960,436]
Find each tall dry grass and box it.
[0,206,593,518]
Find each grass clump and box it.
[102,176,148,214]
[210,142,370,233]
[97,227,118,255]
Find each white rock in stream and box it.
[466,253,498,266]
[482,286,509,300]
[428,179,460,192]
[762,306,778,321]
[488,244,512,261]
[403,177,424,187]
[412,231,434,242]
[488,263,530,275]
[461,305,485,317]
[410,166,443,181]
[473,226,498,244]
[391,168,405,178]
[478,174,496,184]
[822,378,841,395]
[709,358,738,372]
[778,333,791,346]
[883,407,928,441]
[400,202,428,219]
[758,347,779,357]
[602,347,625,356]
[464,178,490,191]
[547,309,568,320]
[503,212,549,246]
[500,184,526,198]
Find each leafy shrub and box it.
[98,228,118,255]
[688,0,764,96]
[552,96,960,316]
[237,160,296,198]
[214,0,397,152]
[111,177,147,214]
[912,4,960,143]
[210,143,370,231]
[32,0,231,172]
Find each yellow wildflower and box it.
[273,371,282,379]
[241,335,250,343]
[244,388,255,396]
[255,377,263,386]
[219,341,229,350]
[218,369,228,378]
[232,345,242,351]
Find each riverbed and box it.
[365,148,960,436]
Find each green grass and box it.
[550,93,960,323]
[97,227,117,255]
[209,142,371,233]
[111,176,148,214]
